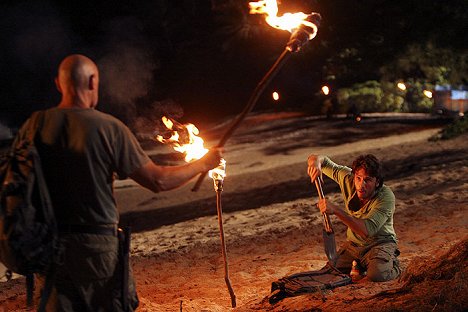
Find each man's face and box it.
[353,168,378,201]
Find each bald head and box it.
[56,54,99,108]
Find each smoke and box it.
[2,2,164,127]
[3,1,213,129]
[97,17,160,123]
[132,99,184,138]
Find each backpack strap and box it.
[24,269,57,311]
[32,111,58,311]
[31,112,56,229]
[26,274,34,307]
[11,110,46,147]
[37,266,57,312]
[25,111,58,311]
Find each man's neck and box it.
[58,97,90,109]
[359,198,369,206]
[359,190,377,207]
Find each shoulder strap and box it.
[37,267,57,312]
[29,110,46,143]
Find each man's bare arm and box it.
[318,199,369,237]
[129,148,222,192]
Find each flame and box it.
[156,117,228,183]
[209,158,227,181]
[156,116,208,162]
[249,0,318,39]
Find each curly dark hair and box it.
[351,154,384,188]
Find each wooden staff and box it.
[191,13,321,192]
[191,49,292,192]
[315,179,333,233]
[214,179,236,308]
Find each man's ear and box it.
[89,74,97,90]
[55,77,63,94]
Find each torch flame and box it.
[209,158,227,181]
[156,116,227,182]
[156,116,208,162]
[249,0,318,39]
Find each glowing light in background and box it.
[423,90,433,98]
[397,82,407,91]
[321,85,330,95]
[272,91,280,101]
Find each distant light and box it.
[459,112,465,117]
[423,90,433,98]
[321,85,330,95]
[272,91,280,101]
[397,82,406,91]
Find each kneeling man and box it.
[307,154,401,282]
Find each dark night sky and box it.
[1,0,467,136]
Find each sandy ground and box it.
[1,113,467,311]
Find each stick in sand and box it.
[214,179,236,307]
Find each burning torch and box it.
[209,159,236,307]
[155,117,236,307]
[192,2,321,191]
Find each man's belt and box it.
[57,224,118,236]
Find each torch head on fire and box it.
[249,1,322,53]
[286,12,321,52]
[155,116,226,191]
[156,116,208,162]
[209,158,226,191]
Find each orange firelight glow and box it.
[249,0,318,38]
[156,116,208,162]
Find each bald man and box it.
[14,54,222,311]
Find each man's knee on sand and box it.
[366,258,401,282]
[364,243,401,282]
